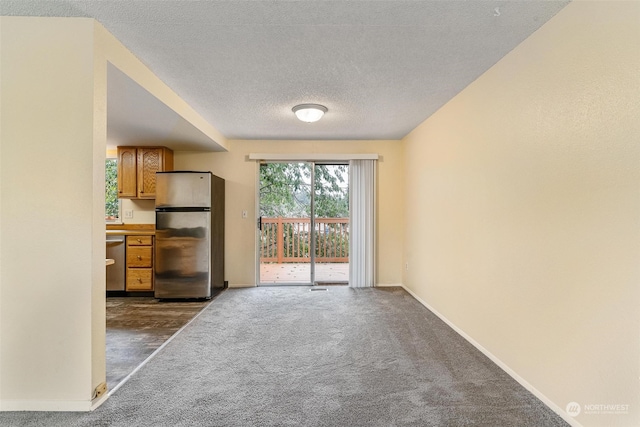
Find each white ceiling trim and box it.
[249,153,379,161]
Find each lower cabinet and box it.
[126,235,154,291]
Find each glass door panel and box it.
[313,164,349,284]
[258,162,312,285]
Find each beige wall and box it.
[402,2,640,426]
[91,22,108,407]
[120,199,156,224]
[175,139,404,287]
[0,17,99,410]
[0,16,225,411]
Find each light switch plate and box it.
[124,209,134,219]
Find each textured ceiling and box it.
[2,0,570,141]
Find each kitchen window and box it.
[105,158,121,222]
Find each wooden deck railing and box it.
[260,217,349,263]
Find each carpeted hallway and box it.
[0,287,568,426]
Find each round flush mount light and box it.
[292,104,327,123]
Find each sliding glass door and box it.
[258,162,349,286]
[258,162,312,284]
[313,164,349,284]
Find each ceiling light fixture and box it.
[292,104,327,123]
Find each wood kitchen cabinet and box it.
[117,146,138,198]
[117,146,174,199]
[126,235,154,291]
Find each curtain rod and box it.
[248,153,378,161]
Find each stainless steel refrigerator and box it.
[154,171,225,299]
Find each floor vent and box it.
[309,288,328,292]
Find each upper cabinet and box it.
[117,147,138,198]
[137,147,174,199]
[117,146,174,199]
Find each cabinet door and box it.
[125,235,154,291]
[117,147,137,198]
[127,235,153,246]
[126,268,153,291]
[127,246,152,268]
[137,148,164,199]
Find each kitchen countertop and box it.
[106,229,155,236]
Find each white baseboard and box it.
[375,283,404,287]
[228,283,256,288]
[398,284,581,427]
[1,394,108,411]
[0,399,93,412]
[91,393,109,411]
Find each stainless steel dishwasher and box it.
[106,235,126,291]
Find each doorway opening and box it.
[258,162,349,285]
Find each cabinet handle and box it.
[137,255,142,260]
[137,239,142,243]
[137,278,142,283]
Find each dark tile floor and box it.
[106,296,215,391]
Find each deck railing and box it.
[260,217,349,263]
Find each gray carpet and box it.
[0,287,568,426]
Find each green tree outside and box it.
[259,163,349,260]
[105,159,119,220]
[259,163,348,218]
